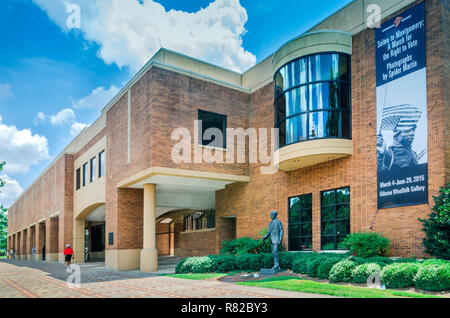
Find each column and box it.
[35,223,44,261]
[73,219,85,264]
[140,184,158,272]
[46,217,59,262]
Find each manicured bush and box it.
[419,184,450,260]
[306,257,323,277]
[329,260,357,282]
[216,255,236,272]
[175,257,195,274]
[0,249,6,257]
[422,259,449,266]
[278,252,294,270]
[191,256,216,273]
[344,232,390,257]
[317,257,343,280]
[220,237,259,256]
[392,258,420,264]
[414,265,450,291]
[351,263,382,284]
[260,253,274,269]
[234,254,253,271]
[381,263,421,288]
[291,256,311,274]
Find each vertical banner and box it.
[376,2,428,209]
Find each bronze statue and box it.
[263,211,284,270]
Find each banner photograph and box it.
[376,2,428,209]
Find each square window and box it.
[198,110,227,148]
[288,193,312,252]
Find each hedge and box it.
[329,260,357,282]
[344,232,390,257]
[317,257,343,280]
[381,263,421,288]
[422,259,449,267]
[414,264,450,291]
[351,263,382,284]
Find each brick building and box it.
[7,0,449,271]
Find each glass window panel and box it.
[289,238,300,251]
[338,83,350,109]
[322,221,335,235]
[309,83,328,111]
[336,220,350,236]
[301,237,313,250]
[326,111,341,138]
[301,194,312,208]
[301,209,312,223]
[289,209,299,224]
[336,188,350,203]
[336,204,350,219]
[278,120,286,148]
[290,197,300,211]
[337,235,348,250]
[276,95,286,123]
[342,111,351,139]
[321,206,334,221]
[321,236,335,250]
[321,190,335,206]
[309,111,327,139]
[286,116,299,145]
[301,222,312,236]
[298,114,307,142]
[289,224,300,237]
[338,55,350,82]
[275,71,284,95]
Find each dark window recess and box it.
[198,110,227,148]
[108,232,114,246]
[321,187,350,250]
[90,224,105,252]
[98,150,105,178]
[288,194,313,251]
[183,209,215,231]
[274,53,352,147]
[82,163,88,187]
[76,168,81,190]
[90,157,96,183]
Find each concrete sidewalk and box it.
[0,259,335,298]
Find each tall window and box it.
[321,187,350,250]
[274,53,351,147]
[288,194,313,251]
[90,157,96,183]
[82,163,88,187]
[198,110,227,148]
[76,168,81,190]
[183,210,215,231]
[98,150,105,178]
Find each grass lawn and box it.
[166,273,229,280]
[0,256,6,259]
[236,276,443,298]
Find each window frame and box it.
[320,186,351,251]
[288,193,313,251]
[90,156,96,183]
[75,168,81,190]
[98,150,105,178]
[197,109,227,149]
[274,52,352,147]
[82,162,88,187]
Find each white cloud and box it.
[0,83,14,102]
[35,108,88,136]
[0,175,23,209]
[73,85,119,109]
[33,0,256,72]
[0,115,50,175]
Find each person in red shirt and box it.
[64,244,74,267]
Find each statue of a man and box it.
[263,211,284,270]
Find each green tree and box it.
[0,162,8,251]
[419,184,450,259]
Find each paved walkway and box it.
[0,259,334,298]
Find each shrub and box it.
[414,265,450,291]
[317,257,343,280]
[216,255,236,272]
[306,257,323,277]
[329,260,357,282]
[344,232,390,257]
[0,249,6,257]
[278,252,294,270]
[422,259,449,267]
[381,263,421,288]
[392,258,420,264]
[175,257,195,274]
[234,254,253,271]
[220,237,259,256]
[351,263,382,284]
[292,256,311,274]
[260,253,274,269]
[191,256,216,273]
[419,184,450,260]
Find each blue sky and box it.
[0,0,352,207]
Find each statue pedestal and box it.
[260,268,285,276]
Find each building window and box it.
[288,194,312,251]
[198,110,227,148]
[274,53,351,147]
[76,168,81,190]
[98,150,105,178]
[90,157,96,183]
[321,187,350,250]
[82,163,88,187]
[183,209,215,231]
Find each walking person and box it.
[10,248,15,259]
[64,244,74,267]
[32,247,36,261]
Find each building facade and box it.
[7,0,449,271]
